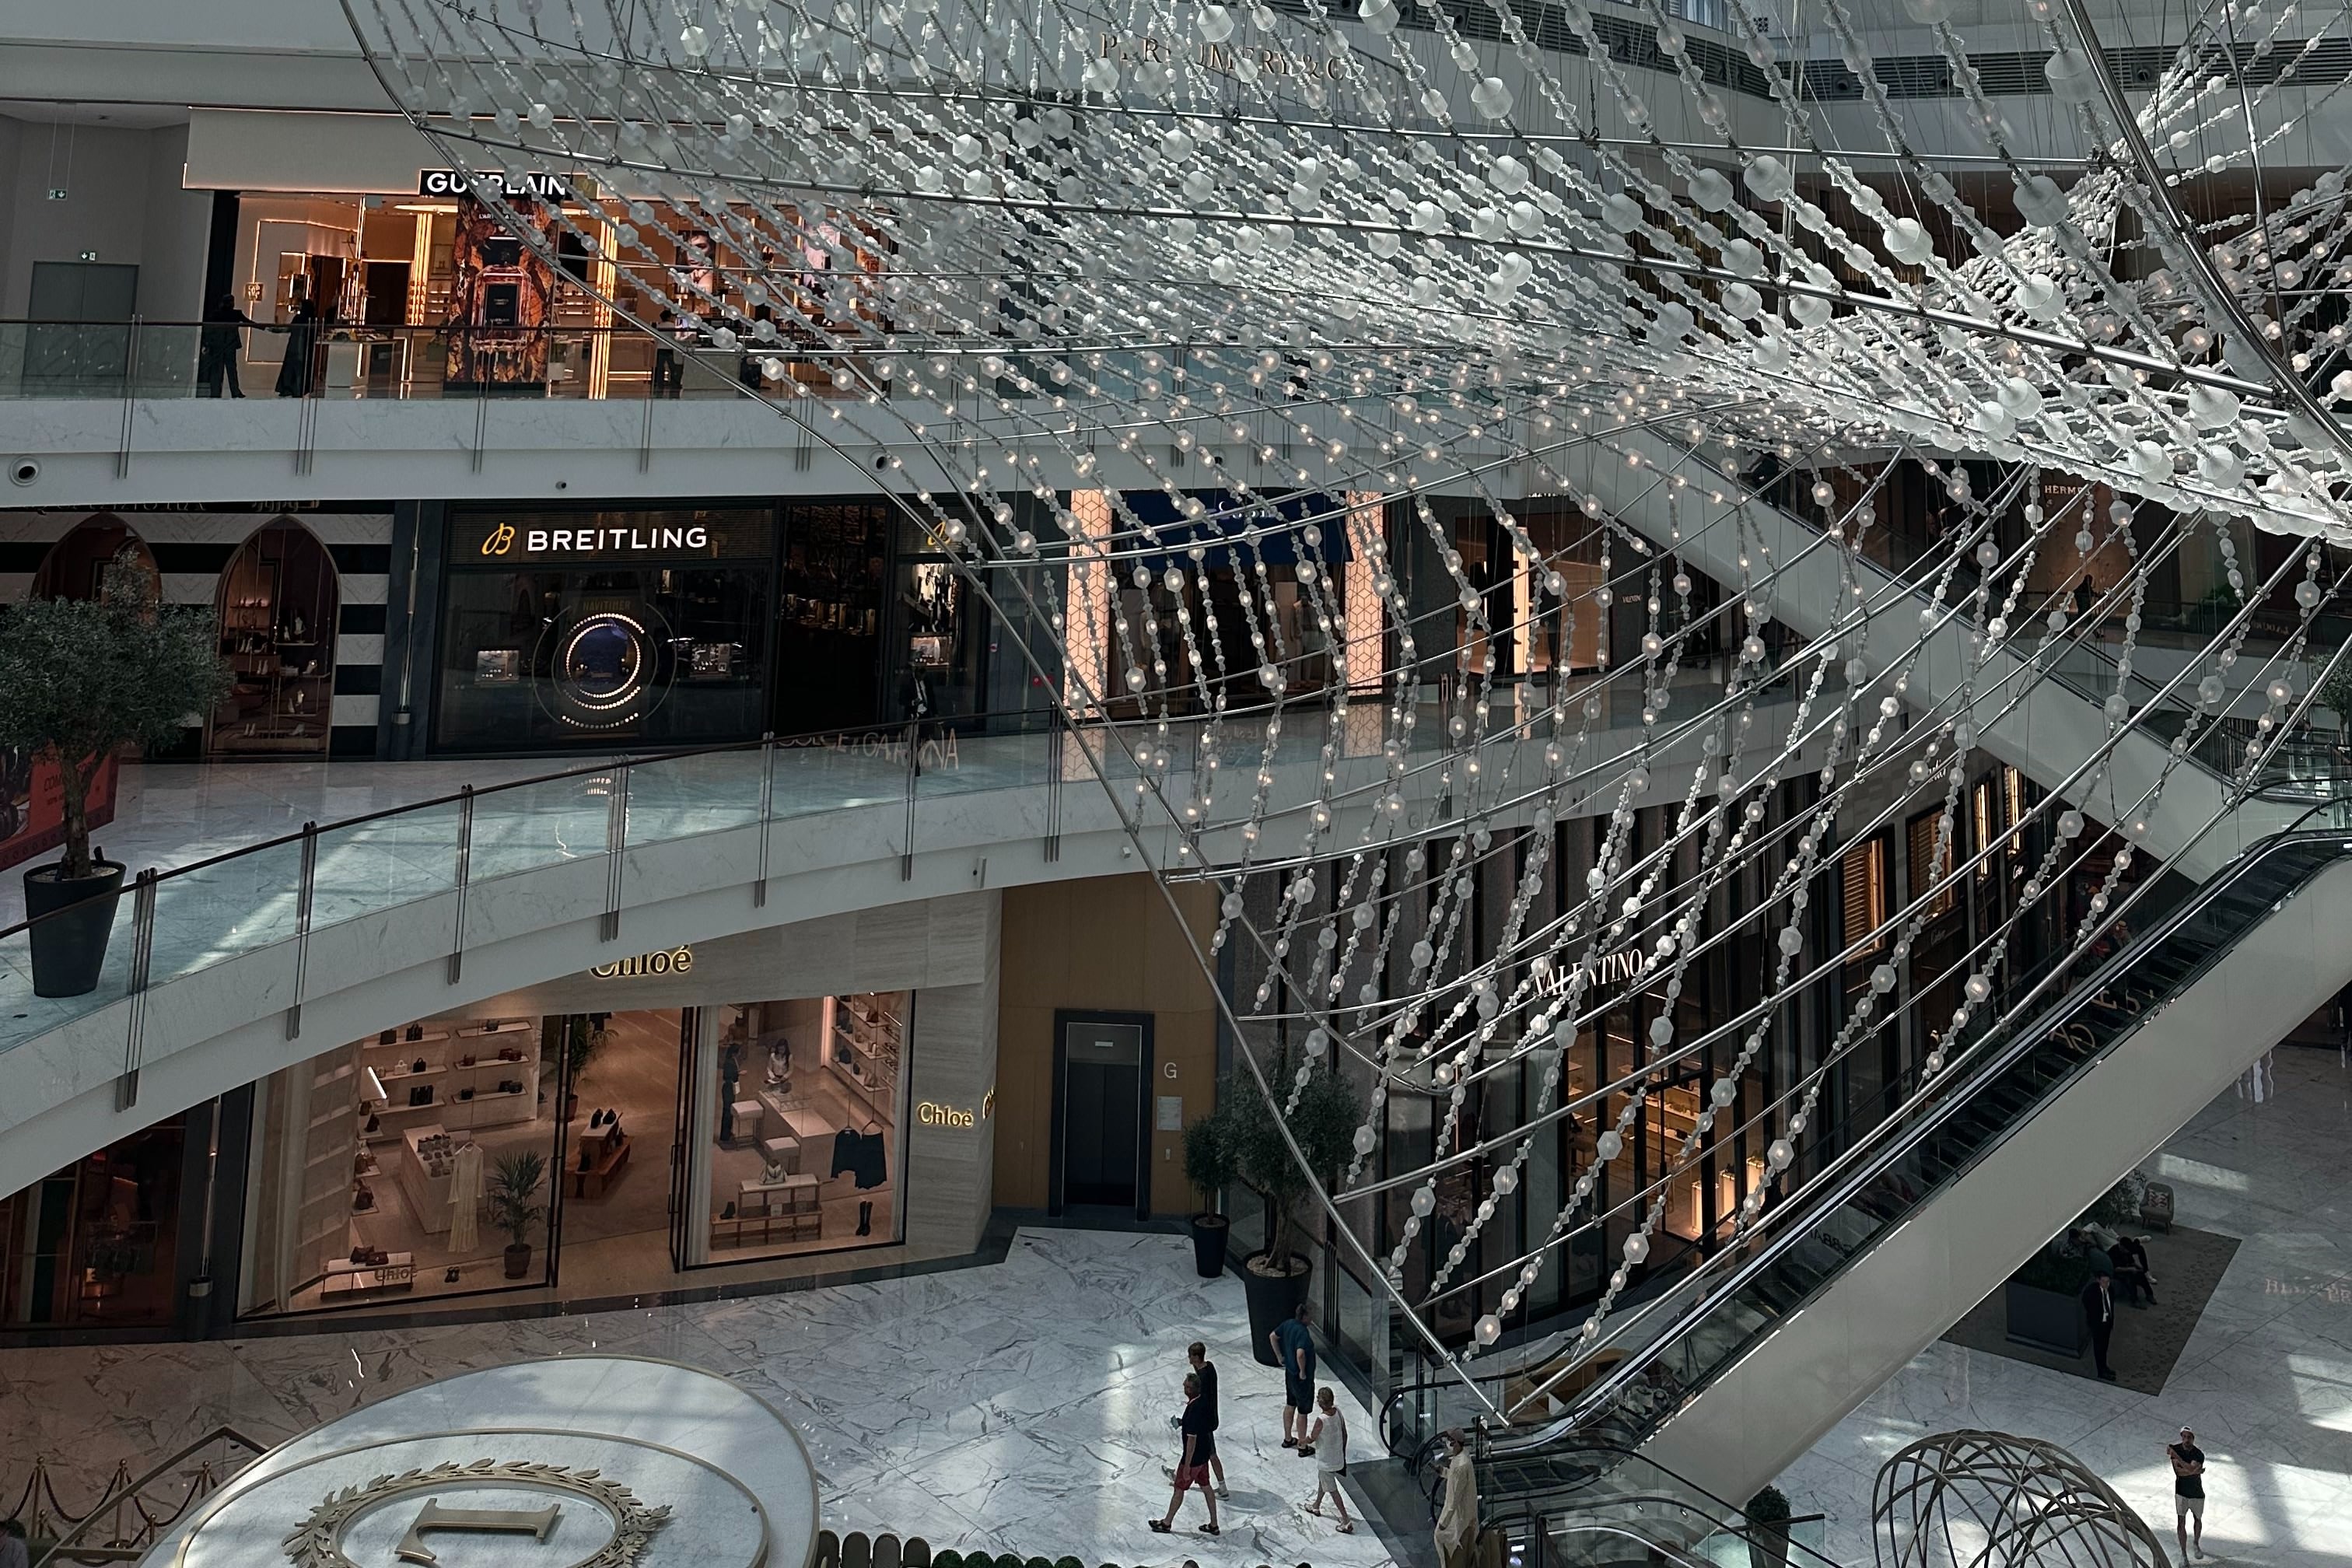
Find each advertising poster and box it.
[0,751,121,873]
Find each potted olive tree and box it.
[1221,1055,1363,1364]
[489,1149,548,1279]
[1182,1105,1236,1279]
[0,548,230,996]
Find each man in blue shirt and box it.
[1272,1300,1317,1449]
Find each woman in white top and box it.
[1436,1428,1479,1568]
[1302,1386,1355,1533]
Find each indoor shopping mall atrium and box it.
[3,0,2352,1564]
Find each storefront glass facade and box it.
[238,982,915,1318]
[0,1117,187,1328]
[434,506,773,751]
[707,992,909,1260]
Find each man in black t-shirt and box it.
[1148,1373,1220,1536]
[1188,1341,1228,1496]
[2168,1426,2206,1560]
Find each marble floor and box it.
[1780,1045,2352,1568]
[0,1227,1397,1567]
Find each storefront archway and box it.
[28,515,158,604]
[210,517,340,758]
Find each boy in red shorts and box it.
[1148,1372,1221,1536]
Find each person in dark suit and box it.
[2112,1234,2158,1307]
[198,292,253,397]
[2080,1260,2119,1381]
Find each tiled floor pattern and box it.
[0,1227,1396,1568]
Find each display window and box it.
[434,507,772,751]
[240,988,915,1318]
[242,1010,564,1312]
[1110,491,1354,717]
[705,992,909,1262]
[890,513,987,726]
[30,514,158,604]
[209,518,341,758]
[0,1117,187,1328]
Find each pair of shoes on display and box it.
[590,1108,609,1128]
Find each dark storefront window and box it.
[0,1117,187,1328]
[436,508,772,751]
[775,502,888,734]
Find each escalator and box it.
[1587,428,2307,880]
[1476,1444,1849,1568]
[1380,820,2352,1509]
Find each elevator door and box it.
[1060,1021,1145,1210]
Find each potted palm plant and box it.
[0,548,230,996]
[1182,1105,1235,1279]
[1221,1055,1363,1363]
[488,1149,548,1279]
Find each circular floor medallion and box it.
[175,1430,766,1568]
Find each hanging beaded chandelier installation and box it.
[345,0,2352,1423]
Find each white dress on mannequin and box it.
[449,1142,484,1255]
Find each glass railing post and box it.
[602,763,632,941]
[448,785,476,984]
[1044,705,1065,863]
[901,716,921,881]
[116,869,159,1112]
[755,732,777,908]
[285,820,319,1041]
[116,317,142,476]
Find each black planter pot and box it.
[2004,1279,2088,1356]
[504,1243,534,1280]
[1745,1524,1791,1568]
[1241,1251,1311,1366]
[24,859,125,999]
[1189,1213,1230,1279]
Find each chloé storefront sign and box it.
[919,1087,996,1129]
[592,946,695,979]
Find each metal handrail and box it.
[28,1426,267,1568]
[0,705,1069,950]
[1492,822,2350,1458]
